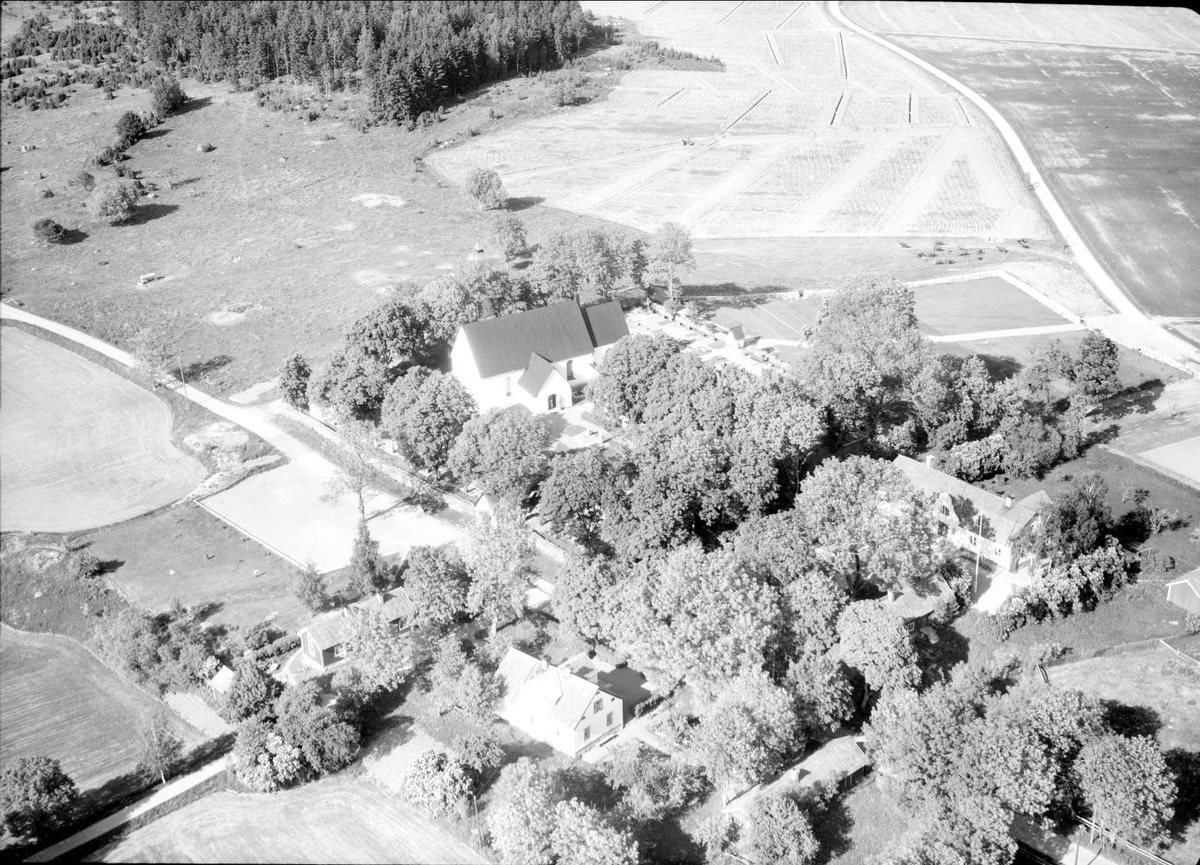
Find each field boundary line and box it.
[904,268,1086,327]
[774,2,804,29]
[723,89,772,130]
[714,0,745,26]
[644,1,669,14]
[191,497,311,572]
[655,88,683,106]
[764,32,782,66]
[1159,639,1200,669]
[1099,444,1200,493]
[835,30,848,78]
[928,322,1085,343]
[830,91,848,126]
[869,30,1200,57]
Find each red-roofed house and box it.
[451,299,628,414]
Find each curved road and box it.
[827,1,1200,375]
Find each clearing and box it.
[843,3,1200,317]
[0,328,206,533]
[87,773,486,864]
[0,624,204,792]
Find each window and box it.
[504,376,511,397]
[606,712,614,727]
[970,534,977,546]
[566,360,574,380]
[548,393,557,410]
[594,699,603,714]
[940,504,950,517]
[937,522,948,537]
[583,726,591,741]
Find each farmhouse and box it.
[296,589,416,670]
[1166,569,1200,615]
[495,648,624,757]
[894,455,1051,572]
[450,299,628,414]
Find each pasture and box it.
[854,8,1200,317]
[88,774,487,864]
[0,328,206,533]
[0,625,203,792]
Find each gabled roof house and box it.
[451,299,628,414]
[296,588,416,671]
[1166,568,1200,615]
[894,455,1051,573]
[495,648,624,757]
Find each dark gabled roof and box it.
[460,300,628,379]
[299,612,357,651]
[518,353,555,396]
[581,300,629,349]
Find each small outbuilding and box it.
[1166,569,1200,615]
[208,664,236,697]
[792,736,871,794]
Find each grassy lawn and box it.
[816,780,909,865]
[0,624,204,796]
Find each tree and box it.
[745,793,820,865]
[487,758,559,865]
[32,217,64,243]
[466,166,507,210]
[554,555,621,648]
[999,411,1063,479]
[418,275,480,345]
[274,682,360,778]
[1025,473,1111,566]
[221,660,284,724]
[800,279,932,442]
[115,110,144,146]
[88,180,139,224]
[646,222,695,305]
[306,344,389,420]
[783,648,854,740]
[588,334,681,426]
[0,757,78,841]
[1071,331,1120,400]
[492,212,528,260]
[551,798,639,865]
[453,729,505,780]
[1074,734,1175,847]
[150,75,187,116]
[464,504,534,636]
[837,600,919,706]
[795,456,938,596]
[345,297,430,368]
[233,718,305,792]
[402,545,469,631]
[126,326,174,387]
[603,742,706,824]
[137,710,184,785]
[348,517,387,596]
[279,353,312,411]
[448,406,552,502]
[345,606,411,694]
[400,749,474,819]
[290,562,330,615]
[539,450,619,552]
[381,369,476,477]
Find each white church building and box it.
[450,299,628,414]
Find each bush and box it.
[150,75,187,116]
[87,181,138,224]
[115,110,144,146]
[244,622,284,652]
[1186,612,1200,636]
[491,212,527,260]
[32,217,64,243]
[72,170,95,192]
[68,551,101,580]
[465,167,506,211]
[279,353,311,411]
[1139,548,1175,574]
[248,633,300,662]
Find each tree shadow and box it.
[140,127,170,141]
[1114,508,1151,548]
[172,96,213,117]
[504,195,544,212]
[1099,699,1162,738]
[193,600,225,620]
[181,354,233,380]
[1084,424,1120,449]
[1094,379,1164,420]
[1163,748,1200,846]
[170,176,203,189]
[59,227,89,245]
[124,203,179,226]
[973,353,1023,382]
[813,790,854,863]
[97,558,125,575]
[556,762,619,810]
[918,625,971,687]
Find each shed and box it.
[208,664,236,696]
[793,736,871,794]
[1166,569,1200,615]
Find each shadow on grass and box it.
[813,790,855,864]
[1164,748,1200,846]
[172,96,213,117]
[973,353,1023,382]
[1094,379,1164,420]
[58,228,89,245]
[140,128,170,141]
[505,195,544,212]
[124,203,180,226]
[1100,699,1162,739]
[181,354,233,380]
[919,625,972,687]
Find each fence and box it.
[1159,638,1200,669]
[1074,815,1174,865]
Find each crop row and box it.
[909,155,1004,236]
[823,134,942,232]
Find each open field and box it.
[840,4,1200,318]
[88,774,486,864]
[0,328,206,533]
[74,503,307,635]
[0,625,203,792]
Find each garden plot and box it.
[728,90,838,134]
[913,94,967,127]
[815,132,944,233]
[907,155,1004,237]
[0,329,206,533]
[720,0,804,31]
[772,30,843,78]
[840,94,910,130]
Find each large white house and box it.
[893,455,1051,572]
[450,299,628,414]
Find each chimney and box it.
[1004,495,1014,509]
[925,454,935,469]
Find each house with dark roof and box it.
[1166,568,1200,615]
[450,299,629,414]
[296,588,416,671]
[495,648,624,757]
[893,455,1051,572]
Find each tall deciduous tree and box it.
[400,749,473,819]
[306,343,389,421]
[646,222,695,305]
[345,297,430,368]
[800,278,932,443]
[464,504,534,636]
[588,334,681,426]
[402,545,469,632]
[487,758,560,865]
[345,606,411,694]
[137,710,184,785]
[221,660,284,724]
[466,167,507,210]
[274,682,360,779]
[279,353,312,411]
[539,449,620,552]
[1070,331,1120,400]
[1074,734,1175,847]
[448,406,551,502]
[418,275,480,346]
[0,757,78,841]
[551,798,639,865]
[290,562,330,615]
[554,555,621,648]
[745,793,820,865]
[492,212,528,261]
[382,368,476,477]
[837,600,919,706]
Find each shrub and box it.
[32,217,64,243]
[1139,548,1175,574]
[150,75,187,116]
[279,353,311,411]
[465,167,506,210]
[1186,612,1200,636]
[72,170,95,191]
[244,621,284,652]
[399,750,473,819]
[491,212,527,261]
[68,551,101,580]
[115,110,144,146]
[87,181,139,224]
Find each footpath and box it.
[26,756,229,862]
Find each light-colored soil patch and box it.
[228,378,279,405]
[351,192,406,208]
[89,774,486,864]
[0,329,207,533]
[1140,435,1200,485]
[199,460,467,573]
[0,624,203,791]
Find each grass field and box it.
[845,5,1200,317]
[0,625,203,792]
[817,780,909,865]
[88,774,486,864]
[0,328,206,533]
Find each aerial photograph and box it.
[1,1,1198,863]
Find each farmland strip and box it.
[774,2,804,30]
[862,31,1200,56]
[714,1,746,26]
